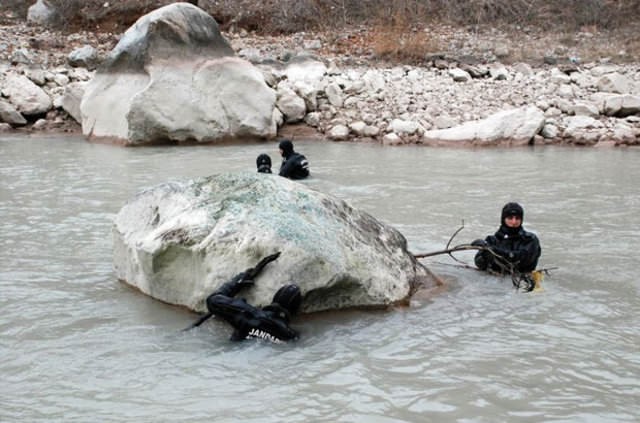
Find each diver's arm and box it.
[278,155,297,177]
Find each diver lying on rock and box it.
[186,252,302,343]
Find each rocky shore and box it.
[1,12,639,147]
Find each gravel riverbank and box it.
[1,17,639,146]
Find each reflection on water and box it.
[1,135,639,422]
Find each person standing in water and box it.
[472,202,541,274]
[278,139,309,180]
[256,153,272,173]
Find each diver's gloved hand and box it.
[471,239,487,247]
[244,252,281,280]
[491,247,515,261]
[234,271,255,287]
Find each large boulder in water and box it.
[112,173,433,313]
[80,3,277,145]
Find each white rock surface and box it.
[113,173,432,313]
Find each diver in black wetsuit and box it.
[278,139,309,180]
[256,153,272,174]
[472,202,541,274]
[202,252,302,343]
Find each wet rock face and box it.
[113,172,431,313]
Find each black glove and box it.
[237,273,255,287]
[491,246,515,261]
[471,239,487,247]
[245,252,281,280]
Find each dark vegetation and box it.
[2,0,639,33]
[1,0,639,64]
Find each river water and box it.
[1,134,639,422]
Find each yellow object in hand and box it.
[531,270,544,292]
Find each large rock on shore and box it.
[422,106,545,146]
[113,173,431,313]
[81,3,277,145]
[2,73,52,116]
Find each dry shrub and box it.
[4,0,640,37]
[434,0,536,26]
[0,0,31,22]
[201,0,323,33]
[369,12,443,63]
[0,0,176,31]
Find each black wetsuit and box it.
[474,225,541,273]
[206,275,298,343]
[279,152,309,179]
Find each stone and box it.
[328,124,350,140]
[325,82,344,107]
[422,106,545,146]
[540,123,559,139]
[27,0,58,26]
[449,68,471,82]
[513,63,534,76]
[562,115,603,141]
[489,64,509,80]
[276,84,306,123]
[33,118,48,129]
[382,132,402,145]
[68,45,99,70]
[0,100,28,126]
[304,111,321,127]
[25,68,46,86]
[388,119,422,135]
[284,56,327,84]
[570,102,600,117]
[10,48,34,66]
[80,3,276,144]
[112,173,432,313]
[597,72,632,94]
[0,99,27,126]
[61,82,86,123]
[2,73,52,116]
[603,94,640,117]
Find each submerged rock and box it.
[113,173,432,313]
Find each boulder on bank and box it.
[27,0,58,26]
[0,100,27,126]
[113,173,431,313]
[421,106,545,146]
[2,73,52,116]
[81,3,277,145]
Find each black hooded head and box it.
[272,284,302,315]
[278,139,294,158]
[256,153,272,173]
[501,202,524,223]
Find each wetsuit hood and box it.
[256,153,272,173]
[256,153,271,168]
[279,139,294,158]
[272,284,302,315]
[501,202,524,223]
